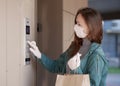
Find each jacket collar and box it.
[86,42,100,55]
[90,42,100,51]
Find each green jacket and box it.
[38,43,108,86]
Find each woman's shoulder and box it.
[89,43,104,56]
[88,43,108,64]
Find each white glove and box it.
[67,53,81,70]
[27,41,41,59]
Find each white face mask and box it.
[74,24,88,38]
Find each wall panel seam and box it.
[63,9,75,16]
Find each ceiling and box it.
[88,0,120,20]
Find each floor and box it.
[106,74,120,86]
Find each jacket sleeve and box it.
[37,52,67,74]
[37,42,75,74]
[87,53,105,86]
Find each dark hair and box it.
[68,7,103,58]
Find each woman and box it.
[28,7,108,86]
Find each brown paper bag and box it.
[55,74,90,86]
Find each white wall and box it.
[0,0,7,86]
[0,0,37,86]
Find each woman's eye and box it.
[77,24,81,26]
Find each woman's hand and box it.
[67,53,81,70]
[27,41,41,59]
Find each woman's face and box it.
[76,14,89,35]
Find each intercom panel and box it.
[25,18,31,65]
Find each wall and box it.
[0,0,7,85]
[37,0,63,86]
[63,0,88,51]
[0,0,88,86]
[37,0,88,86]
[0,0,37,86]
